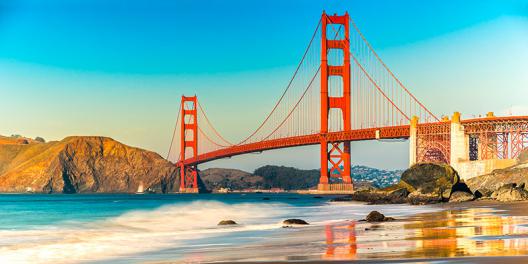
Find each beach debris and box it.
[282,219,309,226]
[365,211,395,222]
[449,191,475,203]
[218,220,238,225]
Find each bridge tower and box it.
[319,11,353,192]
[179,95,199,193]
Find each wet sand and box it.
[189,200,528,263]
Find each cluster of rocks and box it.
[333,163,479,205]
[334,159,528,205]
[218,218,310,227]
[481,183,528,201]
[218,211,394,228]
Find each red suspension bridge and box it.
[166,12,528,193]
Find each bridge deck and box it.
[181,125,411,166]
[180,116,528,166]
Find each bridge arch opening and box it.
[419,147,449,164]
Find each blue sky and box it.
[1,0,527,171]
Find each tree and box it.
[35,137,46,143]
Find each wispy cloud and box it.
[500,105,528,116]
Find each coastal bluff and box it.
[0,136,179,193]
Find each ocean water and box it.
[0,193,437,263]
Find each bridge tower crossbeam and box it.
[318,12,353,192]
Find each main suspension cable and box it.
[166,102,182,161]
[236,18,322,145]
[349,17,438,121]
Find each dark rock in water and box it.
[366,211,385,222]
[449,191,475,203]
[400,163,459,200]
[283,219,309,225]
[218,220,237,225]
[365,211,395,222]
[262,197,270,200]
[313,196,323,199]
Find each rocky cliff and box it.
[466,148,528,193]
[0,136,179,193]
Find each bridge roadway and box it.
[180,125,411,166]
[179,116,528,167]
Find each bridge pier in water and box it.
[318,12,354,192]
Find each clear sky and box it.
[1,0,527,171]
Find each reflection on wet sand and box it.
[322,207,528,261]
[186,206,528,263]
[323,222,357,260]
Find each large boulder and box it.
[400,163,460,200]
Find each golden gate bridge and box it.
[166,12,528,193]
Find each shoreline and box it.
[199,199,528,264]
[3,193,528,263]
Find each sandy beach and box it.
[188,200,528,263]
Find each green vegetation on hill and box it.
[254,165,319,190]
[199,166,319,191]
[199,165,401,191]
